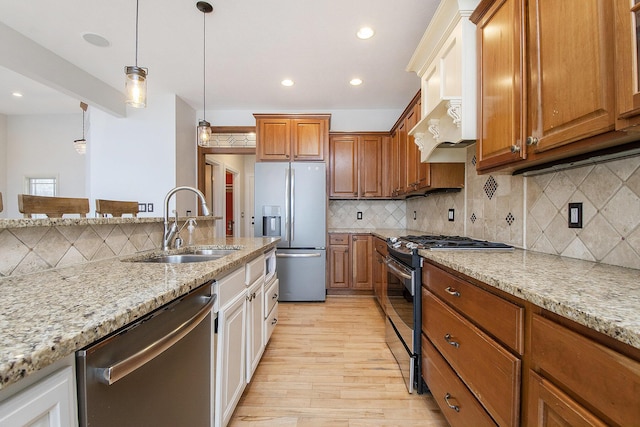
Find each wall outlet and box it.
[138,203,147,213]
[448,209,455,221]
[568,202,582,228]
[357,211,363,220]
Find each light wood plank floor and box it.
[229,296,449,427]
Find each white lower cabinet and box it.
[214,267,247,427]
[264,276,279,344]
[0,366,77,427]
[246,277,265,383]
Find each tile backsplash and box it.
[328,200,406,229]
[0,219,216,277]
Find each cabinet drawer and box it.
[423,289,520,427]
[246,254,265,286]
[373,237,388,256]
[423,263,524,354]
[215,267,246,310]
[329,233,349,245]
[264,277,279,318]
[264,303,278,343]
[531,314,640,426]
[422,335,497,427]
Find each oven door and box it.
[385,255,416,393]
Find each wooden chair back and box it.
[95,199,139,217]
[18,194,90,218]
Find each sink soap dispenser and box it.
[186,218,197,245]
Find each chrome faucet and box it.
[162,186,210,250]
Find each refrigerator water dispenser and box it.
[262,206,281,237]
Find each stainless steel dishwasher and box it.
[76,282,215,427]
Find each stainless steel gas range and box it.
[384,235,513,394]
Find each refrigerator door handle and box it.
[284,167,290,243]
[290,168,295,242]
[276,252,322,258]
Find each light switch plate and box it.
[448,209,455,221]
[568,202,582,228]
[147,203,154,213]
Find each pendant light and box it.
[73,102,88,155]
[125,0,148,108]
[197,1,213,146]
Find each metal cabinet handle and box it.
[510,144,521,153]
[96,294,215,385]
[445,287,461,297]
[444,393,460,412]
[526,136,539,146]
[272,293,278,300]
[271,318,278,325]
[444,334,460,348]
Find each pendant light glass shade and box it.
[74,102,88,155]
[125,66,147,108]
[196,2,213,147]
[197,119,212,146]
[125,0,147,108]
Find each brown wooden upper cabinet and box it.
[254,114,330,162]
[329,133,390,199]
[471,0,620,174]
[614,0,640,130]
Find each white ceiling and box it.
[0,0,439,116]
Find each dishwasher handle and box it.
[96,294,215,385]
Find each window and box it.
[26,177,57,196]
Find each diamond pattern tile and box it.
[506,212,515,226]
[484,176,498,200]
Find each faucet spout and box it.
[162,186,210,250]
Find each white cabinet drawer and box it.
[245,254,265,286]
[264,303,278,344]
[264,277,279,318]
[215,267,245,310]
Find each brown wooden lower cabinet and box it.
[527,371,607,427]
[327,233,372,293]
[422,334,497,427]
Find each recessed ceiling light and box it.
[82,33,111,48]
[281,79,294,87]
[350,78,363,86]
[12,92,23,98]
[356,27,375,40]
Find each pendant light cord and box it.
[82,110,85,139]
[135,0,139,67]
[202,9,206,122]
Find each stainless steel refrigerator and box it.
[254,162,326,301]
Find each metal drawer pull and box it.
[445,287,460,297]
[272,293,278,300]
[444,334,460,348]
[271,318,278,325]
[444,393,460,412]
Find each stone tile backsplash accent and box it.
[0,219,216,277]
[328,200,406,229]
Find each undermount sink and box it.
[126,247,241,264]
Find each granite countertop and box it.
[0,236,279,391]
[331,228,640,350]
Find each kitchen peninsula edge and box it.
[329,228,640,351]
[0,236,279,392]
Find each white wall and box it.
[174,96,199,216]
[0,114,6,218]
[209,108,403,131]
[88,92,177,217]
[5,113,85,217]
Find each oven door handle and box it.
[385,258,413,281]
[95,294,215,385]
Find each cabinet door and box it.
[390,131,401,197]
[614,0,640,127]
[405,108,419,191]
[329,135,358,198]
[351,234,372,290]
[256,118,291,161]
[328,244,350,288]
[291,118,326,161]
[216,293,246,427]
[0,367,77,427]
[475,0,527,171]
[527,371,607,427]
[527,0,615,153]
[359,135,383,197]
[246,280,265,383]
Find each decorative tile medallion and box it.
[506,212,515,226]
[470,213,477,223]
[484,175,498,200]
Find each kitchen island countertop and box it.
[0,237,278,391]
